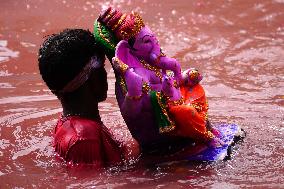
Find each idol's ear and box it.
[115,40,140,67]
[115,40,131,63]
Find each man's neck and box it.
[60,93,101,121]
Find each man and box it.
[38,29,139,166]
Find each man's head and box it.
[38,29,107,101]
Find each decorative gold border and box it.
[156,92,176,133]
[112,13,127,31]
[120,12,145,39]
[96,21,115,49]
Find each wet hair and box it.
[38,29,105,92]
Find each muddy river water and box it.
[0,0,283,188]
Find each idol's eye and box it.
[141,35,152,43]
[144,39,151,43]
[142,37,151,43]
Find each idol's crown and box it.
[98,7,145,40]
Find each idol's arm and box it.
[112,57,144,117]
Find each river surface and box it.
[0,0,283,188]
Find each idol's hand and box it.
[161,75,182,101]
[112,57,129,75]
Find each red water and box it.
[0,0,283,188]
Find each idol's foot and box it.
[206,121,222,137]
[208,137,225,148]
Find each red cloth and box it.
[53,116,123,166]
[168,84,214,141]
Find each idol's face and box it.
[131,26,161,59]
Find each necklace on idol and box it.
[138,59,163,81]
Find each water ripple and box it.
[0,40,19,63]
[0,94,56,105]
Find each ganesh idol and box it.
[93,7,221,154]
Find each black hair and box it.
[38,29,105,92]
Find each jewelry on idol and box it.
[112,13,127,31]
[112,57,129,74]
[120,12,145,40]
[139,59,163,81]
[126,94,142,100]
[166,97,184,107]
